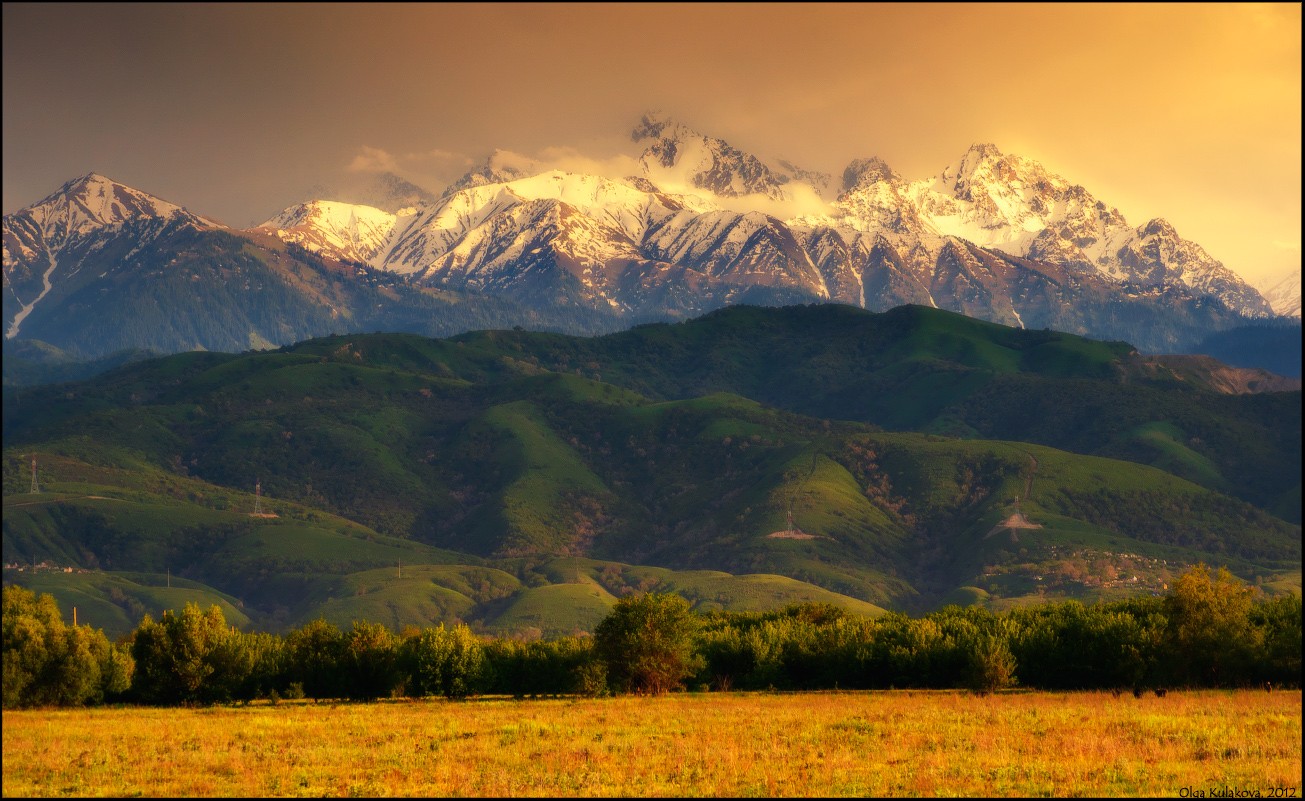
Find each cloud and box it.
[723,183,835,221]
[347,145,400,174]
[532,146,642,181]
[403,148,474,168]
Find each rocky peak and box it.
[842,157,901,193]
[966,142,1003,160]
[1140,218,1178,239]
[632,112,790,200]
[943,143,1021,192]
[630,110,682,144]
[776,159,833,196]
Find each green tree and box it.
[341,621,399,700]
[594,593,704,695]
[285,618,345,699]
[399,624,490,699]
[234,631,288,701]
[1164,564,1260,686]
[2,586,132,708]
[1250,593,1302,687]
[130,603,248,705]
[969,634,1018,693]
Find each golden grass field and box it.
[3,690,1300,797]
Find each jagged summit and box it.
[842,157,901,193]
[60,171,113,190]
[1141,218,1178,238]
[630,110,684,144]
[966,142,1003,159]
[4,118,1284,357]
[632,112,793,201]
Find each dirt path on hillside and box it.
[985,453,1042,539]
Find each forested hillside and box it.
[3,305,1299,636]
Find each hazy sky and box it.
[3,3,1300,284]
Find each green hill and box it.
[3,304,1298,633]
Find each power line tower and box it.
[253,478,263,516]
[29,457,39,494]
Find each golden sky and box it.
[3,3,1299,284]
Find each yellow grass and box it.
[3,690,1300,797]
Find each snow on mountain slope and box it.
[208,114,1283,347]
[253,161,837,313]
[382,171,665,277]
[1258,267,1301,318]
[5,173,209,255]
[800,143,1273,319]
[3,173,217,339]
[900,144,1128,261]
[631,112,831,218]
[253,122,1274,337]
[1112,218,1270,316]
[256,200,398,264]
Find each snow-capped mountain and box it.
[257,200,398,264]
[2,173,217,339]
[631,111,821,204]
[3,178,625,359]
[1258,267,1301,318]
[246,118,1273,350]
[803,142,1272,321]
[4,116,1288,360]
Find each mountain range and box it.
[4,114,1298,367]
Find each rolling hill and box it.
[3,304,1299,636]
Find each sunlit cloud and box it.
[403,149,474,168]
[347,146,400,174]
[531,146,642,181]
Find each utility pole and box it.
[30,457,39,494]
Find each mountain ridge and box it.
[3,116,1291,360]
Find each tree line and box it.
[3,565,1299,708]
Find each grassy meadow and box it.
[3,690,1300,797]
